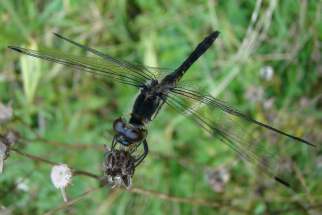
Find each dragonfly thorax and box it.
[129,79,166,126]
[113,118,147,146]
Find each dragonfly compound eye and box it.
[124,129,140,140]
[114,118,147,144]
[125,128,147,142]
[113,118,126,133]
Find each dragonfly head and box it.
[113,118,147,146]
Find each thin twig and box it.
[11,147,249,212]
[44,186,102,215]
[12,116,103,151]
[12,148,59,166]
[11,148,101,180]
[21,135,103,151]
[22,135,207,171]
[10,145,321,213]
[129,187,248,213]
[73,170,101,180]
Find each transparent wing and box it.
[165,86,314,192]
[8,46,149,87]
[9,32,171,88]
[53,33,171,80]
[9,33,175,85]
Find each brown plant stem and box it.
[11,147,249,213]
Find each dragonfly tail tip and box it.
[211,31,220,39]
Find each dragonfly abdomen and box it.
[161,31,220,85]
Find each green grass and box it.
[1,0,322,214]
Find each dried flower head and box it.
[205,166,230,193]
[103,147,136,189]
[50,164,72,202]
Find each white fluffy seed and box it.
[50,164,72,202]
[50,164,72,189]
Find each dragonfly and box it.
[8,31,314,190]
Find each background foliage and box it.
[0,0,321,214]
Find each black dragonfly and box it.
[8,31,314,190]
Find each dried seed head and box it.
[50,164,72,189]
[103,148,136,189]
[205,167,230,193]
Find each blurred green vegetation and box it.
[0,0,321,214]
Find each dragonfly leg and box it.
[129,142,140,154]
[151,97,166,120]
[134,139,149,167]
[111,136,117,149]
